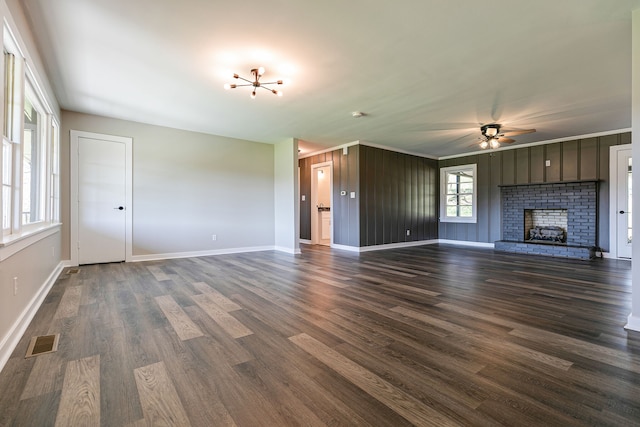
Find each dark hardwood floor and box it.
[0,244,638,426]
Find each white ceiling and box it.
[21,0,640,157]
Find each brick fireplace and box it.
[495,181,598,259]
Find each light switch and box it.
[350,192,356,198]
[301,195,306,201]
[545,160,551,167]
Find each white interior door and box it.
[71,130,132,265]
[611,145,632,259]
[78,136,126,264]
[616,148,632,258]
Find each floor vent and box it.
[67,268,79,274]
[25,334,60,358]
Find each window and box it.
[1,25,59,241]
[440,164,477,223]
[22,83,46,225]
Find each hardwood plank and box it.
[290,332,461,426]
[192,281,242,311]
[191,294,253,339]
[54,286,83,319]
[54,355,100,427]
[134,361,191,427]
[154,295,203,341]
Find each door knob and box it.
[114,206,125,211]
[620,210,626,214]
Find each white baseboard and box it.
[274,246,302,255]
[437,239,495,248]
[130,246,276,262]
[625,314,640,332]
[0,261,65,373]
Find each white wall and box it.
[628,9,640,331]
[0,0,63,371]
[61,111,276,260]
[274,138,299,254]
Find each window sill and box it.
[440,218,477,224]
[0,223,61,261]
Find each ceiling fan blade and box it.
[500,128,536,137]
[498,137,515,144]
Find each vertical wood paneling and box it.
[501,150,515,185]
[477,154,491,242]
[580,138,598,180]
[516,148,529,184]
[299,158,311,240]
[347,146,360,247]
[562,140,579,180]
[545,144,561,182]
[530,145,545,183]
[489,152,502,241]
[358,145,438,247]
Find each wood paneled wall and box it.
[438,132,631,250]
[359,146,438,247]
[298,146,360,247]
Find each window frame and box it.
[1,23,60,244]
[440,163,478,224]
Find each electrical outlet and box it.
[212,234,217,241]
[13,277,18,296]
[406,229,411,236]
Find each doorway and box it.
[610,144,632,259]
[70,130,133,265]
[311,162,333,246]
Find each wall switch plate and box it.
[406,229,411,236]
[350,192,356,198]
[212,234,217,241]
[301,195,306,201]
[545,160,551,167]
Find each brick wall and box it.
[500,181,597,247]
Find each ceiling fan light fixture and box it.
[479,140,489,149]
[224,67,284,98]
[490,138,500,149]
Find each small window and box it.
[440,164,477,223]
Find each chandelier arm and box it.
[235,76,254,84]
[260,81,281,85]
[231,83,254,87]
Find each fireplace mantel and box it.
[498,179,599,188]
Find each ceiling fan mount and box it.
[478,123,535,149]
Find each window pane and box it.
[2,139,11,230]
[22,91,45,224]
[459,206,473,217]
[459,182,473,193]
[446,195,458,205]
[446,206,458,216]
[459,195,473,205]
[3,52,14,140]
[446,183,458,194]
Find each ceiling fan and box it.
[478,124,536,149]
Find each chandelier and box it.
[224,67,283,98]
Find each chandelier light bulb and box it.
[258,67,265,76]
[490,138,500,149]
[224,83,231,90]
[479,140,489,149]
